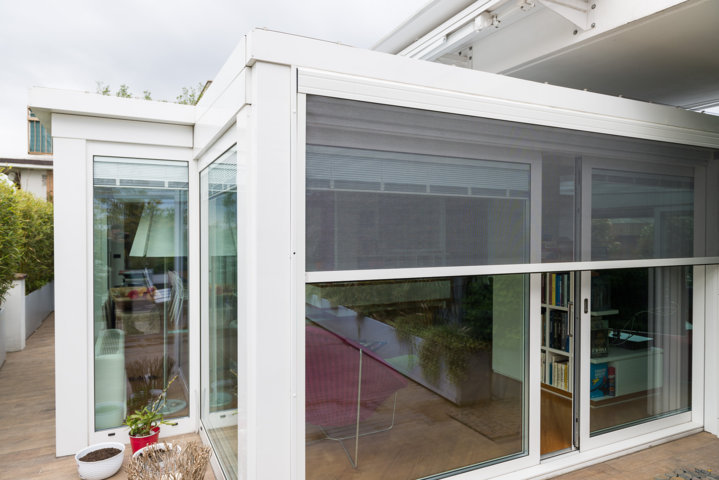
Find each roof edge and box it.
[29,87,196,135]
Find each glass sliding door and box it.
[576,160,697,442]
[306,274,528,479]
[92,157,189,431]
[305,96,534,479]
[585,266,692,436]
[539,271,576,456]
[304,94,711,477]
[200,147,238,479]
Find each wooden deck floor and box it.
[0,314,214,480]
[552,431,719,480]
[2,313,718,479]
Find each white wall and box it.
[0,277,54,354]
[0,309,5,368]
[25,280,54,338]
[19,168,49,200]
[1,277,26,352]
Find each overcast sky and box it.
[0,0,429,157]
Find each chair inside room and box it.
[305,324,407,468]
[94,328,126,429]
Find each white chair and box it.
[94,329,126,430]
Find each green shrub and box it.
[0,177,54,301]
[0,179,21,303]
[15,190,54,294]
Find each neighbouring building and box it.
[0,109,54,201]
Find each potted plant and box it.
[125,375,178,453]
[75,441,125,480]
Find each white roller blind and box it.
[308,146,529,199]
[94,157,188,188]
[205,150,237,197]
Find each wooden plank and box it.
[0,314,214,480]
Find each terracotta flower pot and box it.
[129,426,160,453]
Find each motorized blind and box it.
[94,157,188,189]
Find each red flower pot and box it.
[129,426,160,453]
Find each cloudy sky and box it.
[0,0,429,157]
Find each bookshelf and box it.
[541,272,573,394]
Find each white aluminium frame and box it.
[86,140,198,446]
[295,66,713,479]
[198,135,240,480]
[48,107,196,456]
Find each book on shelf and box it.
[544,272,570,307]
[556,273,561,306]
[591,317,609,357]
[590,362,609,398]
[548,310,570,352]
[552,357,569,391]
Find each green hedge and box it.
[0,179,21,303]
[15,190,54,293]
[0,178,54,301]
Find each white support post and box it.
[705,265,719,436]
[243,61,294,479]
[53,134,90,456]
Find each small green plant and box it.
[124,375,179,437]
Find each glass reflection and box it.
[200,149,238,479]
[306,275,527,479]
[592,170,694,260]
[589,267,692,435]
[306,146,530,271]
[93,157,189,430]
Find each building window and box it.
[591,170,694,260]
[27,109,52,154]
[307,145,531,271]
[304,95,708,478]
[306,275,528,478]
[200,147,239,479]
[589,266,692,435]
[92,156,189,431]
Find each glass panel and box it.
[92,157,189,431]
[589,266,692,435]
[592,169,694,260]
[201,148,238,479]
[542,156,576,262]
[305,274,528,479]
[307,96,714,268]
[540,272,575,455]
[306,146,530,270]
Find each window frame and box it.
[86,141,197,446]
[297,69,713,478]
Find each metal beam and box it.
[537,0,591,30]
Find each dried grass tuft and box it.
[126,441,211,480]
